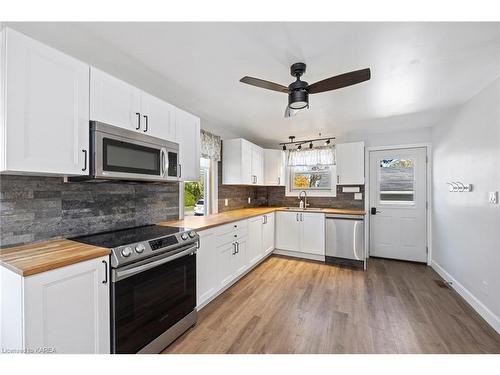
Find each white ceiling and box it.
[7,22,500,148]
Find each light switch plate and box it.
[225,199,228,206]
[248,197,251,204]
[489,191,498,204]
[354,193,363,200]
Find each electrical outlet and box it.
[489,191,498,204]
[248,197,251,204]
[224,199,228,206]
[354,192,363,200]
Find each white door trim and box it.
[364,143,432,265]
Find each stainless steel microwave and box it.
[85,122,179,182]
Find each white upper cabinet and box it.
[264,149,285,186]
[140,92,177,141]
[222,138,264,185]
[90,68,142,132]
[1,28,90,175]
[177,108,201,181]
[336,141,365,185]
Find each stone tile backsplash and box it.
[0,175,179,248]
[217,162,364,212]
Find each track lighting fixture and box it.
[279,135,335,151]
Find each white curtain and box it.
[287,146,335,166]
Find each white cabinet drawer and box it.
[214,220,248,236]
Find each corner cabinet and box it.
[222,138,263,185]
[1,256,110,354]
[1,27,90,175]
[336,141,365,185]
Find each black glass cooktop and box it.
[71,225,190,249]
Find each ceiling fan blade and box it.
[240,76,289,93]
[308,68,371,94]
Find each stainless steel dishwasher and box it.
[325,214,365,269]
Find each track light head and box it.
[297,144,302,150]
[309,142,313,149]
[282,145,287,151]
[325,139,331,146]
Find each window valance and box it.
[287,146,335,166]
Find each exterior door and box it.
[369,147,427,262]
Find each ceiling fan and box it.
[239,62,371,117]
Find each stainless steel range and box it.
[72,224,199,354]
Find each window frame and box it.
[285,164,337,197]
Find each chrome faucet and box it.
[298,190,309,210]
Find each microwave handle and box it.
[160,149,166,177]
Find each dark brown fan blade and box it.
[240,76,289,93]
[308,68,371,94]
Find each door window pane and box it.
[379,158,415,204]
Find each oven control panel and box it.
[110,230,199,268]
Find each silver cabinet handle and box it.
[300,213,303,221]
[232,242,236,255]
[278,177,280,185]
[296,213,299,221]
[135,112,141,130]
[337,175,340,184]
[236,242,240,254]
[102,260,108,284]
[178,164,182,178]
[143,114,148,132]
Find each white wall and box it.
[431,77,500,333]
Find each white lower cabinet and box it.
[263,213,275,255]
[248,213,275,266]
[275,211,325,259]
[247,216,264,266]
[196,229,217,308]
[1,256,110,354]
[275,211,301,251]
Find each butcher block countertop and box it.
[0,206,363,276]
[0,239,111,277]
[160,206,365,231]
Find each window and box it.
[285,164,337,197]
[184,157,210,216]
[378,158,415,204]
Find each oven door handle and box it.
[113,245,197,282]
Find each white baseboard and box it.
[431,260,500,334]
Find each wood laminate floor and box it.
[164,256,500,354]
